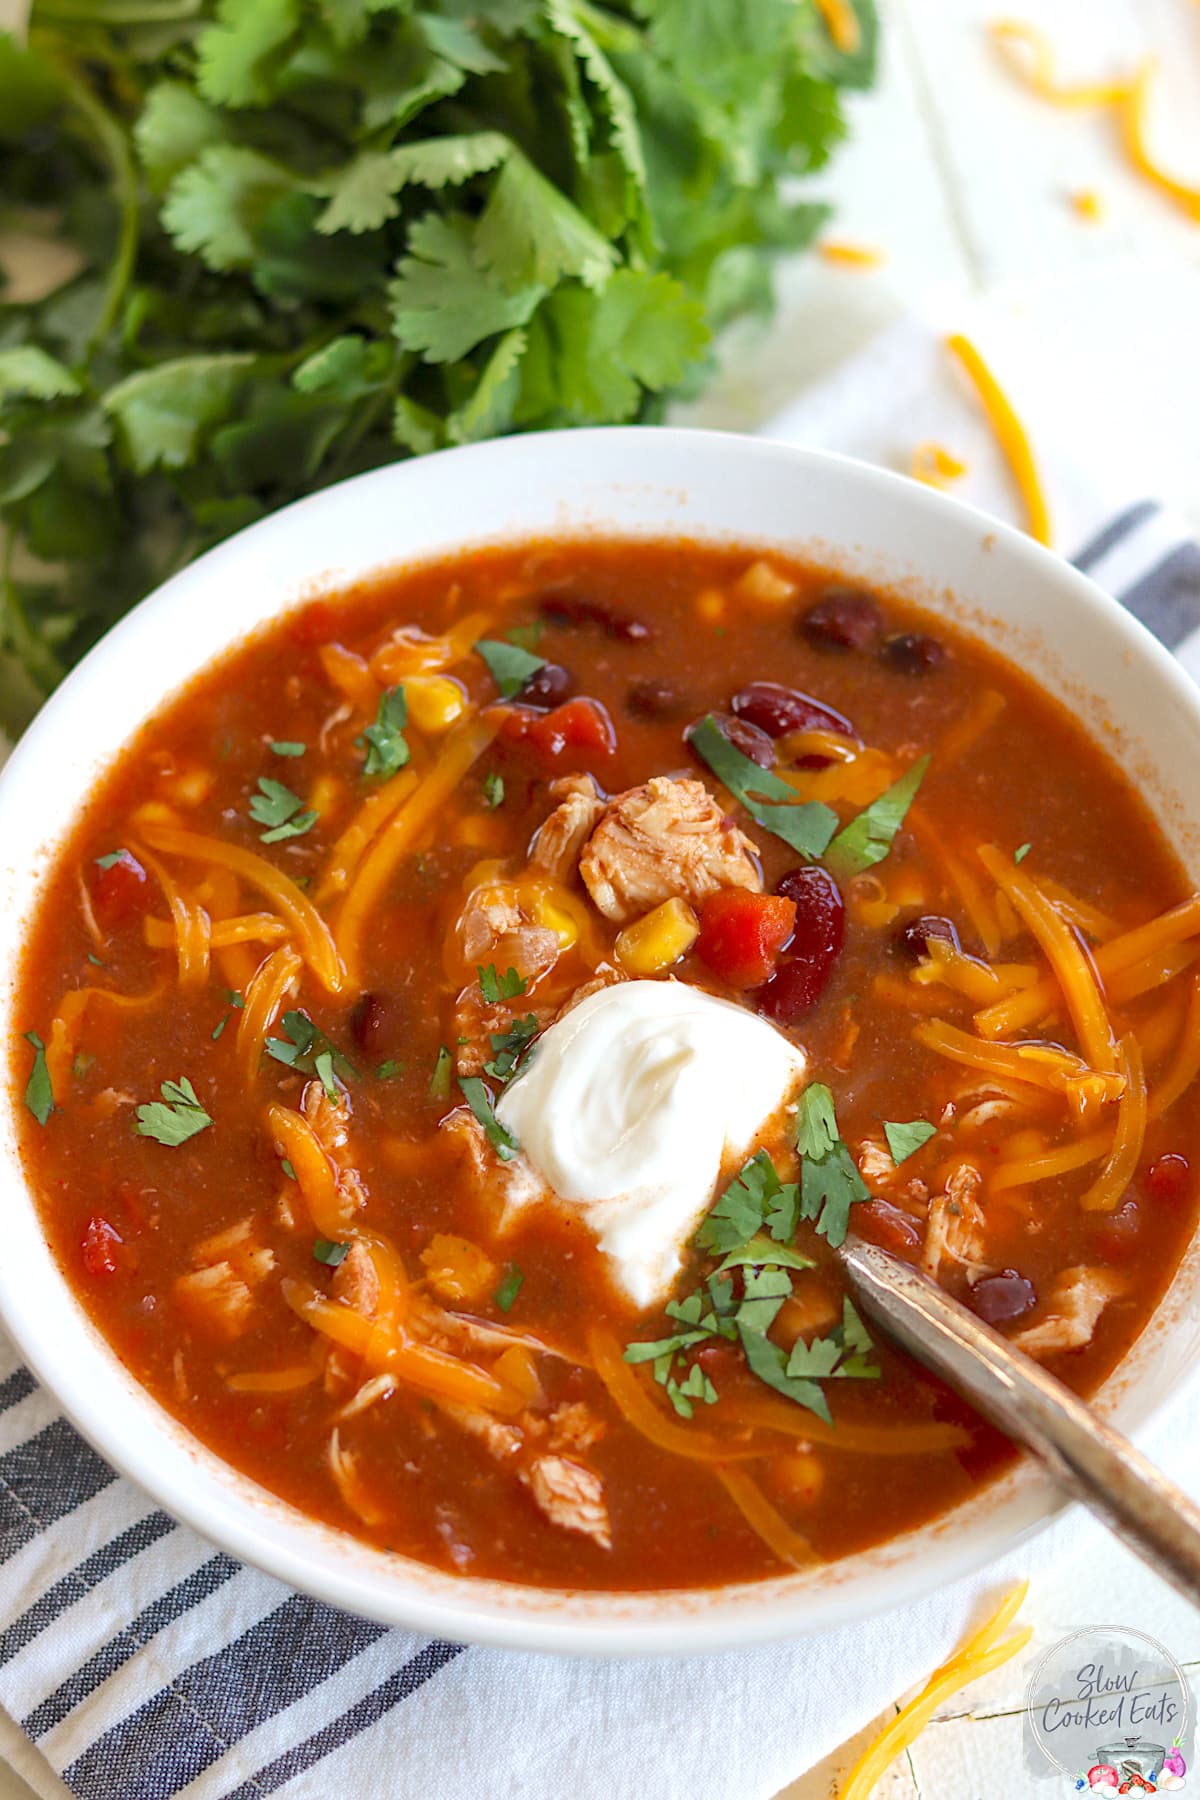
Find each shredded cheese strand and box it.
[238,946,302,1081]
[819,240,884,268]
[1080,1036,1146,1212]
[45,981,165,1095]
[267,1102,351,1238]
[136,845,211,989]
[732,1394,969,1456]
[316,768,419,903]
[1151,969,1200,1119]
[837,1582,1032,1800]
[140,823,345,993]
[144,912,288,951]
[936,689,1005,766]
[588,1326,767,1463]
[911,442,969,490]
[978,845,1115,1071]
[716,1466,818,1568]
[1119,60,1200,222]
[907,812,1003,955]
[988,20,1131,107]
[813,0,861,55]
[975,893,1200,1038]
[945,334,1052,545]
[336,711,498,986]
[990,1128,1110,1192]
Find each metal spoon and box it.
[840,1234,1200,1606]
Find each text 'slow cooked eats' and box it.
[14,539,1200,1589]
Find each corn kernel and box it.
[129,799,182,829]
[164,767,214,808]
[615,897,700,976]
[406,674,467,734]
[527,887,580,950]
[767,1451,824,1504]
[735,559,796,607]
[695,587,726,624]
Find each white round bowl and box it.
[0,427,1198,1657]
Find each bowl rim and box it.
[1,423,1198,1657]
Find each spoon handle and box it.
[840,1235,1200,1607]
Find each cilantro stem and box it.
[52,60,140,345]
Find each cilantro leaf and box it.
[1014,842,1032,864]
[484,1014,539,1083]
[716,1234,815,1273]
[482,771,505,809]
[695,1150,797,1255]
[388,212,543,364]
[664,1362,718,1418]
[313,131,511,235]
[135,1076,212,1146]
[474,637,545,700]
[270,740,305,758]
[0,349,81,403]
[824,755,930,880]
[476,147,617,291]
[738,1323,830,1422]
[460,1075,519,1161]
[103,354,256,474]
[787,1299,880,1384]
[795,1083,868,1248]
[95,849,130,871]
[248,777,318,844]
[22,1030,53,1126]
[688,716,838,860]
[313,1237,350,1267]
[359,686,410,779]
[477,964,528,1003]
[428,1044,453,1100]
[263,1011,357,1084]
[375,1058,405,1081]
[883,1119,937,1165]
[494,1262,523,1312]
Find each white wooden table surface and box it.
[0,2,1198,1796]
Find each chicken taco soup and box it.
[13,536,1200,1591]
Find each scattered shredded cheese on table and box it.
[988,19,1132,107]
[819,240,886,269]
[837,1581,1032,1798]
[944,334,1053,546]
[910,442,969,488]
[814,0,862,55]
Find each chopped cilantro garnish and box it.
[95,849,129,871]
[824,756,929,880]
[86,953,106,968]
[248,777,318,844]
[360,686,410,779]
[787,1300,880,1384]
[482,771,505,809]
[270,740,306,758]
[72,1052,94,1080]
[883,1119,937,1165]
[460,1075,518,1162]
[313,1237,350,1267]
[135,1076,211,1146]
[475,637,545,701]
[688,715,838,860]
[22,1030,53,1126]
[484,1015,539,1083]
[1014,842,1032,864]
[715,1234,815,1274]
[694,1150,799,1255]
[494,1263,523,1313]
[264,1011,356,1085]
[478,963,527,1003]
[428,1045,453,1101]
[226,989,245,1009]
[375,1059,405,1081]
[211,1013,231,1041]
[506,622,544,655]
[794,1083,868,1249]
[664,1363,718,1419]
[281,1158,296,1181]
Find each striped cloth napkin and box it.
[0,317,1198,1800]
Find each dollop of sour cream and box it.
[495,979,807,1307]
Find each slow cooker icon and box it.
[1094,1740,1166,1787]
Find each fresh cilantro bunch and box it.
[0,0,875,733]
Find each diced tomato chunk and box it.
[92,851,148,931]
[510,697,616,759]
[82,1215,123,1278]
[695,889,796,989]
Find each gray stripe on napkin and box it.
[62,1594,388,1799]
[0,1371,36,1416]
[0,1511,175,1669]
[222,1641,465,1800]
[1115,541,1200,650]
[1072,499,1158,573]
[24,1553,240,1740]
[0,1422,118,1564]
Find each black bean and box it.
[731,681,855,742]
[625,678,689,722]
[968,1271,1037,1327]
[800,589,882,653]
[894,914,960,963]
[540,592,653,643]
[518,661,573,708]
[881,632,946,676]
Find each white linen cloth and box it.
[0,315,1198,1800]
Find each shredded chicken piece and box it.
[441,1108,546,1225]
[454,983,553,1078]
[458,889,560,984]
[303,1079,367,1217]
[857,1138,896,1191]
[336,1374,397,1422]
[331,1241,379,1318]
[328,1428,387,1525]
[522,1455,612,1550]
[438,1399,523,1461]
[548,1400,606,1455]
[922,1164,996,1284]
[578,775,762,923]
[531,774,605,883]
[175,1262,255,1341]
[1012,1266,1125,1358]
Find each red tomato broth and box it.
[11,537,1200,1591]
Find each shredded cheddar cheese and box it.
[1119,60,1200,222]
[819,240,885,269]
[988,20,1132,107]
[910,442,969,489]
[813,0,861,55]
[945,335,1053,546]
[837,1582,1032,1800]
[1080,1036,1147,1211]
[1070,188,1105,222]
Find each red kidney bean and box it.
[968,1270,1037,1326]
[518,661,573,708]
[625,678,690,722]
[1092,1199,1142,1262]
[350,992,409,1060]
[1147,1152,1190,1204]
[800,589,882,653]
[730,681,855,742]
[757,867,845,1023]
[894,914,960,963]
[686,711,775,769]
[539,592,653,642]
[881,632,946,676]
